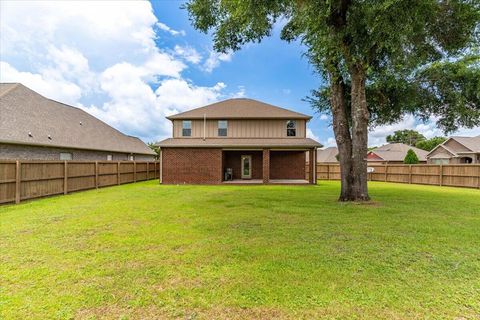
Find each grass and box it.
[1,181,479,319]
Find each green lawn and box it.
[1,181,479,319]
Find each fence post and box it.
[384,164,388,182]
[133,161,137,182]
[95,161,99,189]
[147,162,150,180]
[327,164,330,180]
[408,165,412,184]
[439,164,443,186]
[117,162,121,185]
[477,165,480,189]
[64,161,68,194]
[15,160,21,204]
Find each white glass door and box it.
[241,155,252,179]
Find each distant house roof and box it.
[448,136,480,153]
[167,98,312,120]
[367,143,428,162]
[317,147,339,163]
[156,138,321,148]
[427,135,480,158]
[0,83,155,155]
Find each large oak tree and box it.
[184,0,480,201]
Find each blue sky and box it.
[1,1,478,146]
[151,1,328,141]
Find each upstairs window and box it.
[60,152,72,160]
[182,120,192,137]
[286,120,296,136]
[218,120,228,136]
[129,155,135,161]
[107,155,113,161]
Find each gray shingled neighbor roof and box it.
[156,138,321,148]
[368,143,429,162]
[0,83,155,155]
[450,136,480,153]
[316,147,339,163]
[167,98,312,120]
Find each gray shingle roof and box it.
[0,83,155,155]
[156,137,321,148]
[368,143,429,162]
[450,136,480,153]
[167,98,312,120]
[316,147,339,163]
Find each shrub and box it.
[404,149,419,164]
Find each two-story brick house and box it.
[156,98,322,184]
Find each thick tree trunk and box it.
[349,65,370,201]
[330,76,354,201]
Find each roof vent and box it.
[79,121,83,126]
[28,132,32,137]
[48,135,52,140]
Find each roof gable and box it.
[427,136,480,157]
[167,98,311,120]
[316,147,339,162]
[450,136,480,153]
[368,143,429,161]
[0,83,155,155]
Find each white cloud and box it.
[174,45,202,64]
[203,50,233,73]
[156,22,186,36]
[0,61,83,105]
[0,1,229,142]
[323,137,337,148]
[319,114,329,121]
[231,86,246,98]
[306,128,320,141]
[368,115,416,147]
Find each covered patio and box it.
[222,148,317,184]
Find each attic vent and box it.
[48,135,52,140]
[28,132,32,137]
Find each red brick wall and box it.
[162,148,222,184]
[224,151,263,180]
[269,151,306,179]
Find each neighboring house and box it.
[156,98,322,184]
[426,136,480,164]
[316,147,339,163]
[367,143,428,164]
[0,83,155,161]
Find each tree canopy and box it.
[416,137,447,151]
[386,130,426,146]
[184,0,480,201]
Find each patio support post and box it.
[262,149,270,184]
[309,148,314,184]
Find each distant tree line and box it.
[386,129,447,151]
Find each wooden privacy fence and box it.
[308,163,480,189]
[0,161,160,204]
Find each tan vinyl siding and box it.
[173,119,306,138]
